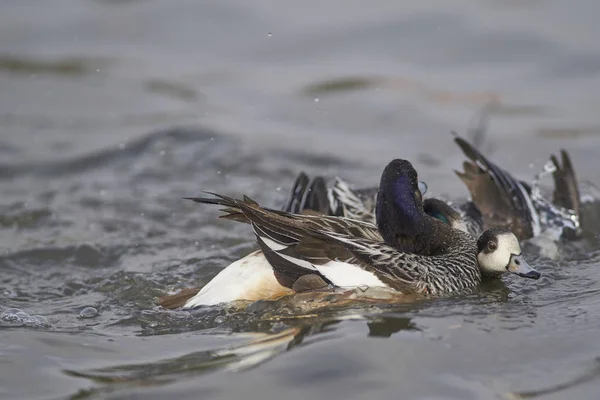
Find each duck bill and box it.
[418,181,428,196]
[506,254,541,280]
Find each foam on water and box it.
[0,308,50,329]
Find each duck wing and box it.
[550,149,580,218]
[282,172,310,213]
[328,177,376,222]
[282,172,331,216]
[186,193,388,288]
[453,135,539,240]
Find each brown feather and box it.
[157,287,200,309]
[454,137,534,240]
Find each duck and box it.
[283,134,581,241]
[160,159,539,310]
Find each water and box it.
[2,0,600,399]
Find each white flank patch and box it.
[183,251,283,308]
[316,261,387,288]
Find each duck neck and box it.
[376,188,432,253]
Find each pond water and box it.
[2,1,600,399]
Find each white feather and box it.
[316,261,387,288]
[260,236,288,251]
[277,252,319,271]
[183,251,289,308]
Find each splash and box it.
[529,160,580,240]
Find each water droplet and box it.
[217,171,221,175]
[210,137,214,141]
[79,307,99,319]
[160,150,166,156]
[276,187,281,191]
[140,212,145,217]
[194,241,199,246]
[267,32,272,37]
[99,190,106,196]
[314,97,320,103]
[96,69,100,73]
[118,143,125,150]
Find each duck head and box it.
[476,228,541,280]
[376,159,428,246]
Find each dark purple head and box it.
[375,159,426,245]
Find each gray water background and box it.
[2,1,600,399]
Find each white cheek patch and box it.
[497,233,522,255]
[478,247,511,272]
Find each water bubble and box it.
[267,32,272,37]
[15,311,29,320]
[2,308,23,316]
[79,307,99,319]
[1,308,24,322]
[357,284,369,292]
[160,150,166,156]
[25,315,50,328]
[217,171,221,175]
[276,187,281,191]
[314,97,320,103]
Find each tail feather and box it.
[185,193,250,224]
[158,287,201,310]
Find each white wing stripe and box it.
[277,252,319,271]
[259,235,288,252]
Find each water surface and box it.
[2,1,600,399]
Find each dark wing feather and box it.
[551,149,580,218]
[282,173,330,215]
[282,172,310,213]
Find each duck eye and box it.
[487,241,497,251]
